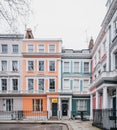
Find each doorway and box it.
[52,103,57,116]
[62,100,68,116]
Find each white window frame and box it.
[38,60,45,72]
[12,78,19,91]
[27,60,34,71]
[73,79,80,91]
[77,100,87,111]
[1,60,7,71]
[49,44,55,53]
[63,61,70,73]
[38,44,45,53]
[73,61,80,73]
[12,44,18,53]
[38,78,45,91]
[33,99,43,112]
[27,78,34,91]
[27,44,34,52]
[2,44,8,53]
[83,79,89,92]
[63,79,70,90]
[83,62,90,73]
[12,60,19,71]
[49,60,56,72]
[49,78,56,91]
[1,78,7,91]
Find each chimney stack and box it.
[25,28,34,39]
[88,37,94,50]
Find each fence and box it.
[93,109,117,130]
[0,111,48,120]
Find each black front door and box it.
[62,103,68,116]
[52,103,57,116]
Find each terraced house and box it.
[0,0,117,129]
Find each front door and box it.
[52,103,57,116]
[62,103,68,116]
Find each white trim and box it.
[73,79,80,91]
[73,61,80,73]
[48,78,56,91]
[48,60,56,72]
[63,61,70,73]
[26,44,34,52]
[37,59,45,72]
[37,78,45,91]
[63,78,70,90]
[38,44,45,53]
[26,59,35,72]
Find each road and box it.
[0,124,68,130]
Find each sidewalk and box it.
[0,119,101,130]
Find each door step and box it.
[49,116,58,120]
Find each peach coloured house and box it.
[22,38,62,119]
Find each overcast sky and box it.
[28,0,107,50]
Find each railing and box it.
[93,109,117,130]
[0,110,48,120]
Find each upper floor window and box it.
[12,61,18,71]
[49,61,55,71]
[39,61,44,71]
[64,62,70,73]
[38,79,44,91]
[84,62,89,73]
[2,44,8,53]
[33,99,43,112]
[28,79,34,91]
[103,41,106,53]
[83,80,89,92]
[114,19,117,35]
[49,79,55,91]
[98,49,101,60]
[73,79,79,90]
[38,44,44,53]
[49,45,55,53]
[115,52,117,69]
[1,61,7,71]
[1,79,7,91]
[74,62,79,73]
[28,45,33,52]
[28,61,34,71]
[12,79,18,91]
[63,79,70,89]
[12,45,18,53]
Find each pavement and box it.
[0,120,101,130]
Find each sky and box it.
[28,0,107,50]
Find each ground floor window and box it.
[3,99,13,111]
[77,100,87,111]
[33,99,43,112]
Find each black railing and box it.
[93,109,117,130]
[0,111,48,120]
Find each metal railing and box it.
[0,110,48,120]
[93,109,117,130]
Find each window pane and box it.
[28,79,34,90]
[1,79,7,91]
[38,79,44,91]
[12,79,18,90]
[6,99,13,111]
[84,62,89,73]
[64,79,69,89]
[64,62,69,72]
[13,45,18,53]
[12,61,18,71]
[73,79,79,90]
[49,45,55,53]
[49,61,55,71]
[28,45,33,52]
[115,53,117,69]
[74,62,79,73]
[77,100,87,111]
[1,61,7,71]
[39,61,44,71]
[33,99,43,111]
[2,45,7,53]
[28,61,34,71]
[38,45,44,53]
[49,79,55,90]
